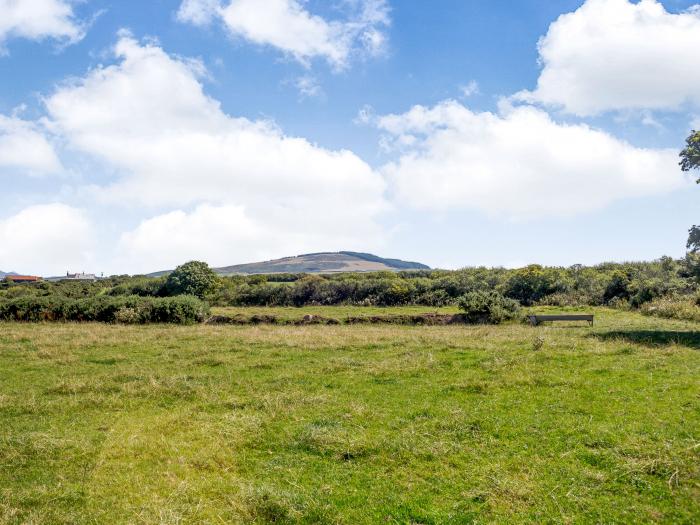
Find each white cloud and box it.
[0,115,62,175]
[0,204,93,275]
[44,35,387,269]
[118,205,262,273]
[117,204,376,273]
[518,0,700,116]
[378,100,685,219]
[177,0,390,69]
[460,80,479,98]
[294,75,323,99]
[0,0,85,50]
[176,0,221,26]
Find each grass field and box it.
[1,308,699,524]
[210,305,461,320]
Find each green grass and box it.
[1,308,699,524]
[211,305,461,320]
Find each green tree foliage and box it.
[679,130,700,181]
[503,265,570,306]
[165,261,220,299]
[680,131,700,252]
[688,226,700,253]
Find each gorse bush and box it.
[0,295,209,324]
[458,291,520,324]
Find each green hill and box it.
[213,251,430,275]
[147,252,429,277]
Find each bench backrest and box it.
[531,315,593,321]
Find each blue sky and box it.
[0,0,698,275]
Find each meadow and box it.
[1,308,699,524]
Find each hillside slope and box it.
[214,252,430,275]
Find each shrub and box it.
[165,261,220,299]
[108,277,166,297]
[458,291,520,324]
[0,295,209,324]
[114,307,139,324]
[503,265,570,306]
[603,271,629,303]
[536,291,597,307]
[641,297,700,323]
[149,296,209,324]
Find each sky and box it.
[0,0,698,276]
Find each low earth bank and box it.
[205,312,474,326]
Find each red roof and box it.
[5,275,40,282]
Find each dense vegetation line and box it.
[2,257,699,323]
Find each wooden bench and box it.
[528,314,594,326]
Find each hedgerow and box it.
[0,295,208,324]
[1,256,697,309]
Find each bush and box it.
[108,277,166,297]
[603,270,633,303]
[641,297,700,323]
[503,265,570,306]
[114,306,140,324]
[149,296,210,324]
[536,291,597,307]
[458,291,520,324]
[0,295,209,324]
[165,261,220,299]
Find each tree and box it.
[679,130,700,181]
[165,261,220,299]
[688,225,700,253]
[680,131,700,252]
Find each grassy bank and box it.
[1,308,699,523]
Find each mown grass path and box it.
[1,309,698,523]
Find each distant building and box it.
[63,272,98,281]
[4,275,41,283]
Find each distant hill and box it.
[214,252,430,275]
[150,252,430,277]
[0,271,17,279]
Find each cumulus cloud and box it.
[44,34,386,268]
[0,0,85,50]
[0,115,62,175]
[378,100,685,219]
[518,0,700,116]
[0,204,93,275]
[177,0,390,69]
[117,204,374,273]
